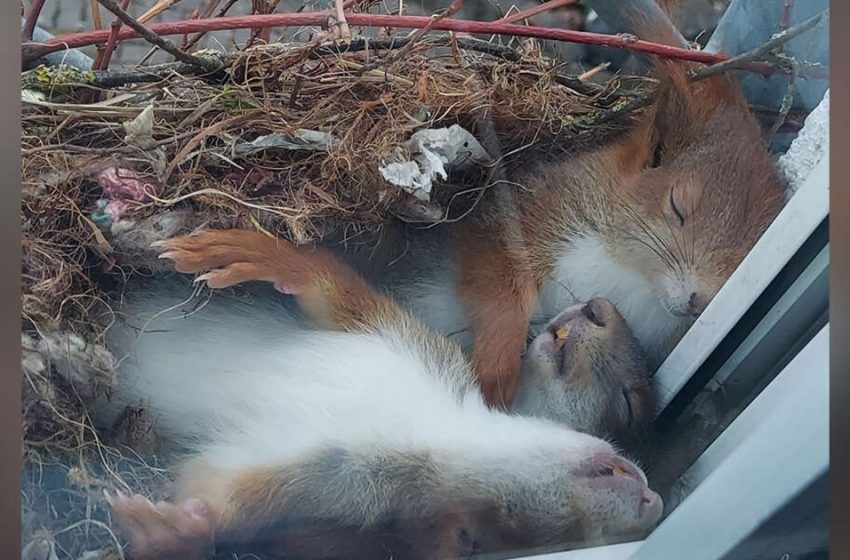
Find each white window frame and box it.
[527,325,829,560]
[517,131,830,560]
[632,324,829,560]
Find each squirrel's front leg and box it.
[455,233,537,409]
[155,229,405,333]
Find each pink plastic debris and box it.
[97,167,158,202]
[104,200,132,222]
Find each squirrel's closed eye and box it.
[622,389,633,427]
[669,188,685,226]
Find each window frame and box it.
[516,127,830,560]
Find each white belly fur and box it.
[403,234,688,368]
[538,234,688,368]
[103,284,596,476]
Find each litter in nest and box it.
[380,124,493,201]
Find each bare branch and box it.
[22,9,830,80]
[95,0,221,71]
[21,0,47,41]
[690,10,827,82]
[498,0,577,24]
[93,0,132,71]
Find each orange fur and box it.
[451,17,785,403]
[455,228,538,409]
[159,229,406,333]
[107,493,214,560]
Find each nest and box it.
[21,35,652,558]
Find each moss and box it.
[217,85,260,112]
[21,64,96,94]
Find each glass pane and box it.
[20,1,829,558]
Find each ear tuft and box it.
[646,54,751,159]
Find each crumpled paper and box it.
[123,104,155,145]
[379,124,492,201]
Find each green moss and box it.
[217,85,260,112]
[21,64,95,93]
[571,109,603,127]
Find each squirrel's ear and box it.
[647,57,748,166]
[650,60,694,161]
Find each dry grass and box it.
[20,35,651,558]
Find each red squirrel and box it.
[98,230,661,560]
[353,21,787,409]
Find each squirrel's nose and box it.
[688,292,708,316]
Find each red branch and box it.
[21,0,47,41]
[780,0,795,32]
[94,0,132,71]
[21,12,827,78]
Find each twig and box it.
[22,0,47,41]
[329,0,352,42]
[247,0,280,47]
[357,0,464,74]
[690,9,826,81]
[498,0,577,25]
[261,0,281,44]
[21,11,829,79]
[89,0,106,66]
[750,104,808,122]
[766,56,799,142]
[780,0,795,32]
[139,0,214,64]
[184,0,237,51]
[18,14,739,64]
[93,0,132,71]
[766,1,800,142]
[137,0,184,24]
[569,92,654,131]
[577,62,609,81]
[90,0,104,30]
[94,0,221,71]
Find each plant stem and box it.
[95,0,220,71]
[23,10,829,79]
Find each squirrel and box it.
[514,297,655,455]
[339,10,788,409]
[98,230,662,560]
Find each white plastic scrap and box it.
[21,89,46,104]
[123,104,155,146]
[233,129,341,155]
[777,89,829,198]
[379,124,492,201]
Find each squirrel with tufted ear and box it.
[354,0,787,409]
